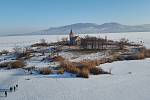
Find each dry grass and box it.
[145,49,150,58]
[122,52,146,60]
[69,66,80,74]
[112,53,123,61]
[89,67,103,75]
[77,68,89,78]
[59,60,110,78]
[10,60,26,68]
[0,62,9,68]
[57,68,65,74]
[53,56,65,61]
[60,61,80,74]
[1,50,9,55]
[137,52,145,59]
[39,67,52,75]
[111,51,147,61]
[79,60,96,69]
[79,61,109,75]
[0,60,26,69]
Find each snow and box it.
[0,32,150,100]
[59,50,110,62]
[70,52,106,62]
[0,32,150,51]
[0,35,67,51]
[1,59,150,100]
[26,61,50,68]
[0,69,25,89]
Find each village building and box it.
[69,30,81,46]
[68,30,121,50]
[68,30,144,51]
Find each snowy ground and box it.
[0,59,150,100]
[0,32,150,100]
[0,69,25,92]
[59,51,108,62]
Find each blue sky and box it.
[0,0,150,34]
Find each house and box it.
[69,30,81,45]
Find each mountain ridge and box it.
[30,22,150,35]
[1,22,150,36]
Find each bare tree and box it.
[1,49,9,55]
[120,38,129,44]
[61,37,68,42]
[40,39,46,44]
[118,38,129,50]
[13,46,22,53]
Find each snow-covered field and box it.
[0,35,67,51]
[0,59,150,100]
[0,32,150,100]
[59,51,108,62]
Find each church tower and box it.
[69,29,75,45]
[69,29,75,39]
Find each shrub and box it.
[53,56,65,61]
[57,68,65,74]
[145,49,150,58]
[39,67,52,75]
[10,60,26,68]
[60,61,80,74]
[79,60,110,74]
[0,60,26,69]
[69,66,80,74]
[16,52,31,59]
[59,60,110,78]
[123,53,145,60]
[96,58,111,65]
[124,55,136,60]
[1,50,9,55]
[59,61,71,69]
[79,61,96,69]
[95,60,103,65]
[77,68,89,78]
[0,62,9,68]
[112,54,123,61]
[89,67,102,75]
[137,53,145,59]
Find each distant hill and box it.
[1,22,150,36]
[29,22,150,35]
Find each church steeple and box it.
[70,29,73,34]
[69,29,75,38]
[69,29,79,45]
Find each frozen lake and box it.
[1,59,150,100]
[0,32,150,51]
[0,32,150,100]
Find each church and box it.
[69,30,81,46]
